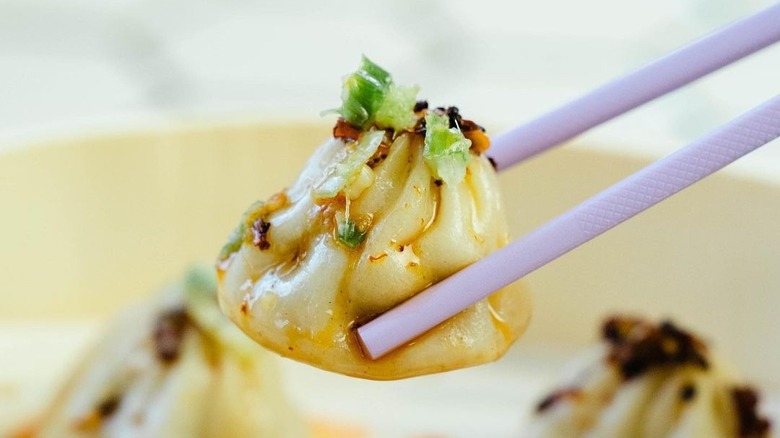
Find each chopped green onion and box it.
[183,265,218,303]
[334,56,418,130]
[314,130,385,199]
[337,218,367,249]
[359,56,392,87]
[218,222,245,261]
[217,200,266,261]
[374,84,420,131]
[423,112,472,185]
[185,266,217,295]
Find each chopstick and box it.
[355,4,780,360]
[358,96,780,360]
[488,3,780,171]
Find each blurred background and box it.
[1,1,779,437]
[1,0,779,176]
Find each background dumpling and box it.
[17,267,306,438]
[527,316,773,438]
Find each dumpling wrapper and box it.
[17,268,306,438]
[217,131,532,380]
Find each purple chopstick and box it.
[357,96,780,359]
[488,3,780,171]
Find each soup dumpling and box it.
[217,57,531,380]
